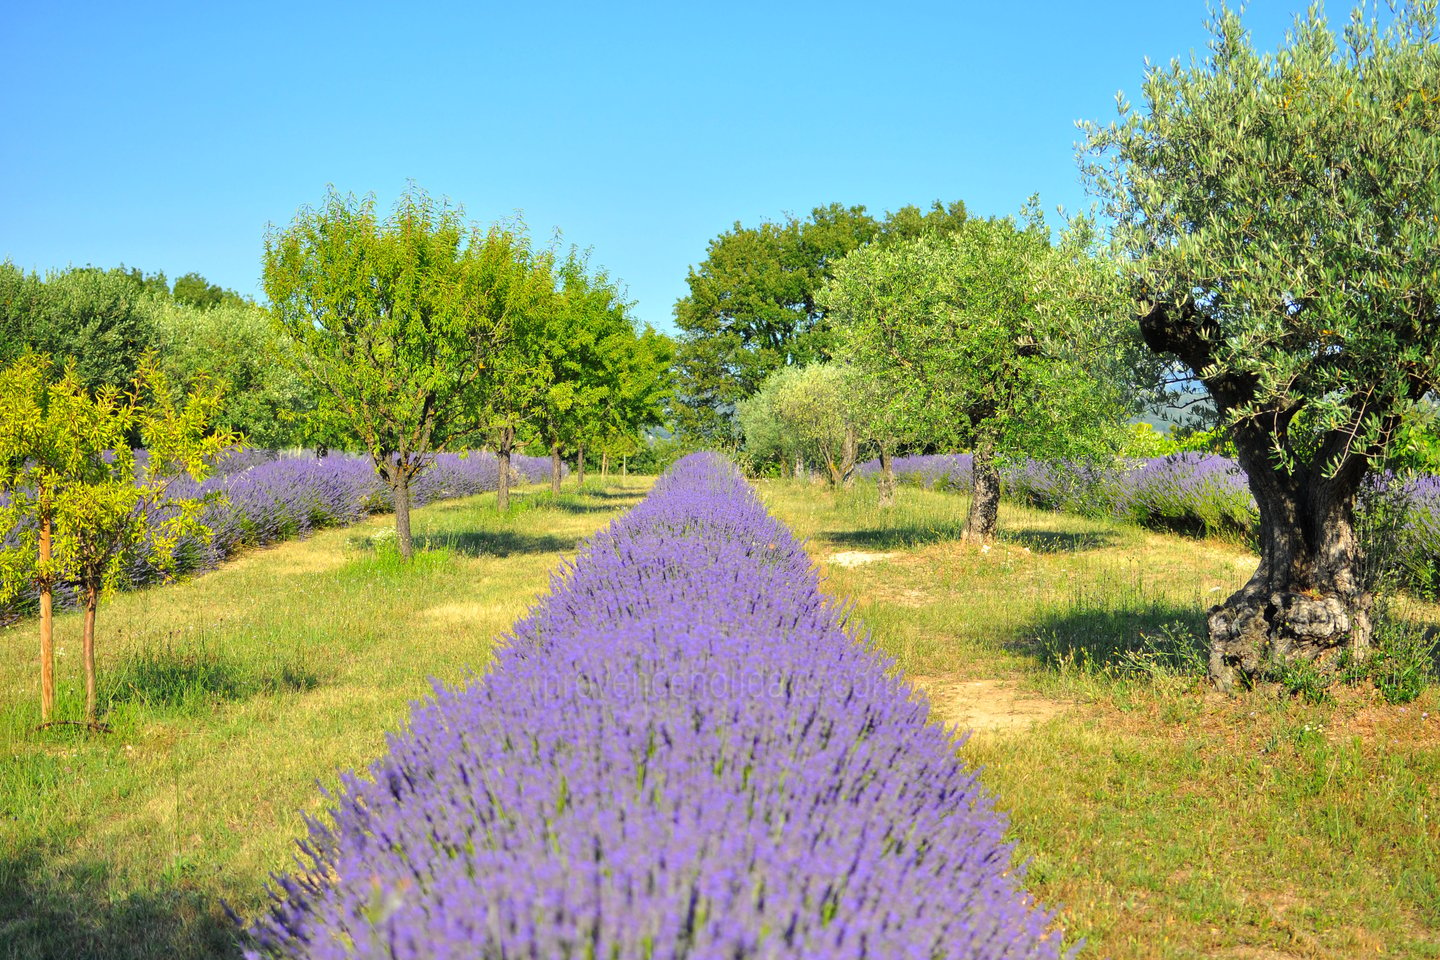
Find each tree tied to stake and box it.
[1081,3,1440,689]
[0,354,235,727]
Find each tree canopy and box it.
[821,209,1135,541]
[671,200,968,439]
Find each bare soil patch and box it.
[827,550,898,567]
[910,674,1068,733]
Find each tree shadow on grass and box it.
[417,530,582,558]
[999,528,1117,553]
[825,523,1115,554]
[0,844,243,960]
[1010,601,1210,675]
[548,493,646,515]
[103,647,322,714]
[824,521,970,551]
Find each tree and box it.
[737,364,861,486]
[149,297,316,448]
[821,210,1133,543]
[264,186,551,559]
[0,355,233,726]
[0,263,160,395]
[1081,3,1440,689]
[531,253,637,493]
[171,271,244,310]
[671,201,968,439]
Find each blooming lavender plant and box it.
[243,453,1068,960]
[1,450,559,624]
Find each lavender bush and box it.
[243,452,1068,959]
[1,450,557,624]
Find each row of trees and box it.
[686,3,1440,692]
[262,187,672,558]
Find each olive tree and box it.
[738,364,861,486]
[264,187,551,558]
[1081,3,1440,689]
[821,211,1131,542]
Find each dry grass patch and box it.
[0,477,653,960]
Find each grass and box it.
[0,477,651,960]
[760,477,1440,960]
[6,468,1436,959]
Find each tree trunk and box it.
[622,455,627,478]
[841,427,858,488]
[577,443,586,486]
[38,510,54,724]
[497,428,513,513]
[878,446,896,508]
[83,584,99,726]
[794,454,807,483]
[1207,445,1372,691]
[601,451,609,480]
[394,473,414,560]
[963,447,1000,544]
[551,443,562,494]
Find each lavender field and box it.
[0,450,557,626]
[860,453,1440,597]
[244,453,1066,959]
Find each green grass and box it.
[760,477,1440,960]
[6,469,1436,959]
[0,477,651,960]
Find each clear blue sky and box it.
[2,1,1316,335]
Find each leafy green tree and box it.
[1081,3,1440,689]
[737,364,862,485]
[171,271,244,310]
[149,297,316,448]
[0,355,234,726]
[821,210,1133,543]
[264,186,551,558]
[0,263,160,394]
[672,201,968,439]
[531,253,637,492]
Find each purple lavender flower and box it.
[242,453,1069,960]
[2,449,559,624]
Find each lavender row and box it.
[244,452,1067,959]
[1,450,557,624]
[858,453,1439,594]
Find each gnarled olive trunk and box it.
[1207,443,1371,691]
[877,447,896,508]
[963,447,1000,544]
[1137,298,1382,692]
[550,443,563,494]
